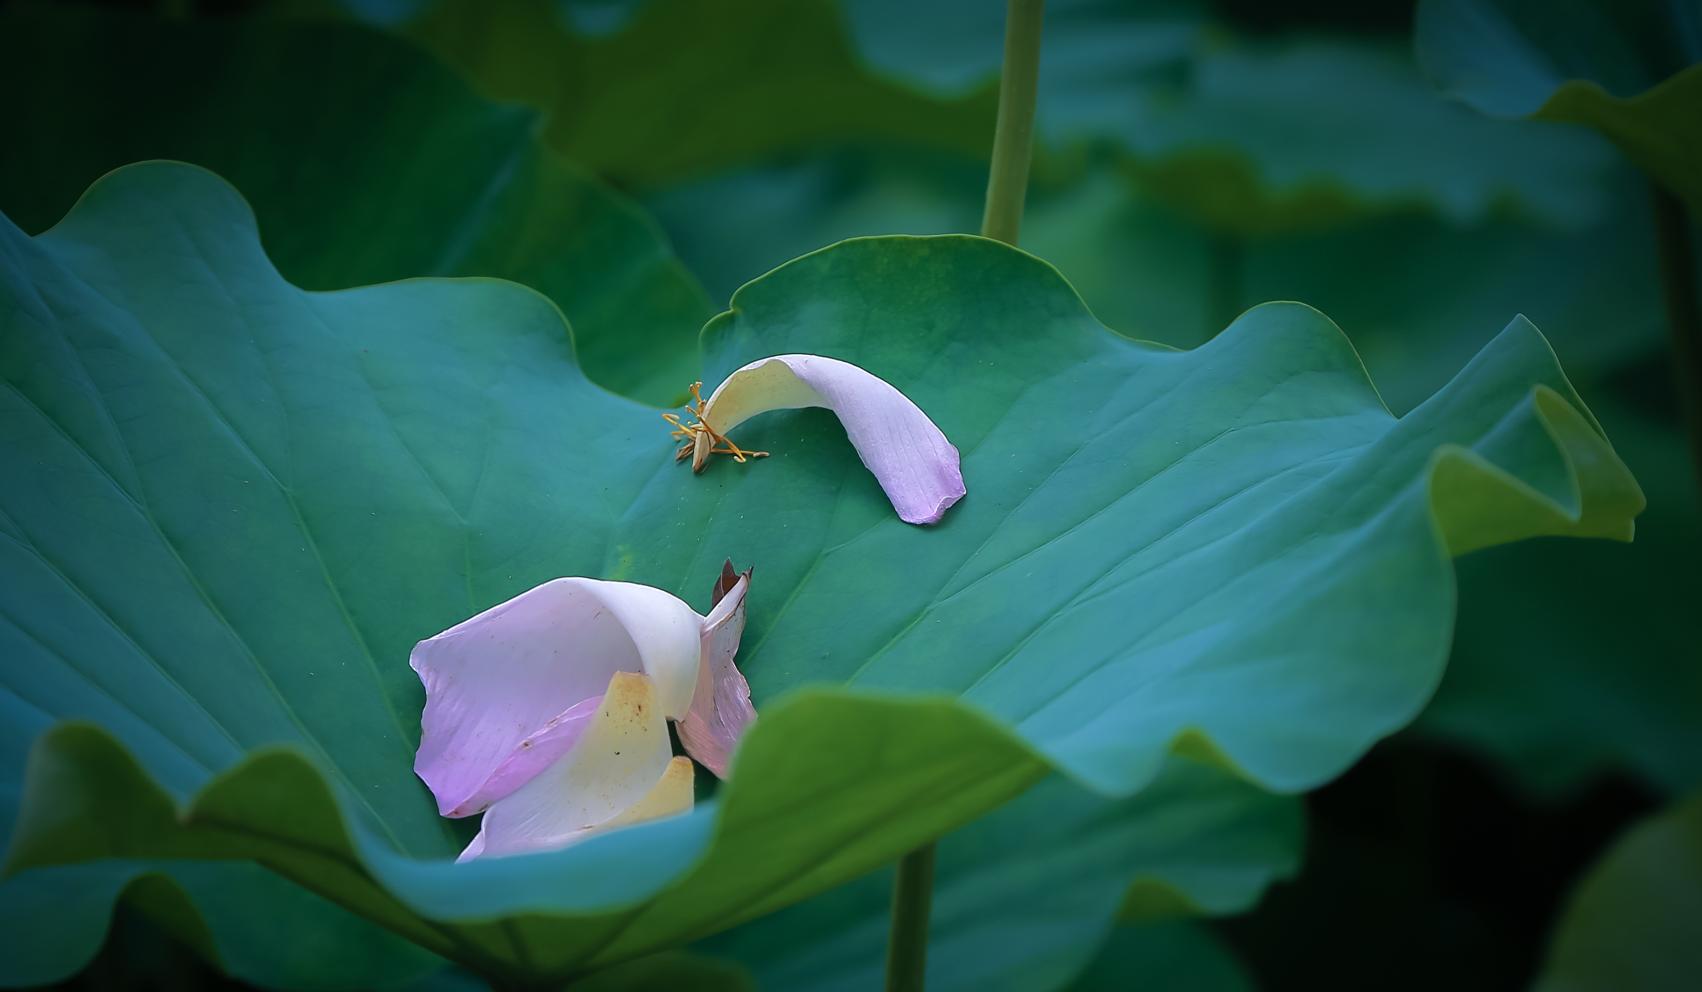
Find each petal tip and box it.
[903,483,966,526]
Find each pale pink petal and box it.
[677,563,756,777]
[411,578,702,818]
[460,672,695,861]
[465,694,601,817]
[699,355,965,525]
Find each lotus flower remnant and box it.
[410,564,755,861]
[665,354,966,525]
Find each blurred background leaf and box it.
[1534,792,1702,992]
[371,0,1615,228]
[0,5,710,404]
[1060,920,1253,992]
[1416,0,1702,213]
[377,0,999,186]
[1422,395,1702,797]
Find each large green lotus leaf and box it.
[0,5,710,404]
[1421,397,1702,795]
[652,145,1702,801]
[701,758,1299,991]
[375,0,1609,231]
[1417,0,1702,213]
[681,148,1698,800]
[656,149,1698,799]
[1533,793,1702,991]
[0,163,1641,984]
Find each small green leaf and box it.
[1417,0,1702,212]
[1535,793,1702,992]
[0,163,1641,983]
[0,6,711,403]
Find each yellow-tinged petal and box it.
[459,671,694,861]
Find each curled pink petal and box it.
[698,355,965,525]
[677,562,756,777]
[410,578,702,818]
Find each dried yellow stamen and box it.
[661,381,769,473]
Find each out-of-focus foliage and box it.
[1417,0,1702,212]
[1059,921,1253,992]
[1406,0,1702,799]
[851,0,1615,231]
[0,6,710,404]
[1,163,1638,985]
[372,0,997,186]
[648,157,1667,405]
[1424,396,1702,796]
[701,760,1299,991]
[0,858,441,989]
[357,0,1612,230]
[1534,793,1702,991]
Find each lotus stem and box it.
[885,6,1047,988]
[885,841,938,992]
[980,0,1045,246]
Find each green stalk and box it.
[885,6,1044,992]
[1652,183,1702,493]
[980,0,1046,245]
[884,842,938,992]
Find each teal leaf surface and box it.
[0,163,1642,984]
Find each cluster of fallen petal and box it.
[412,357,962,859]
